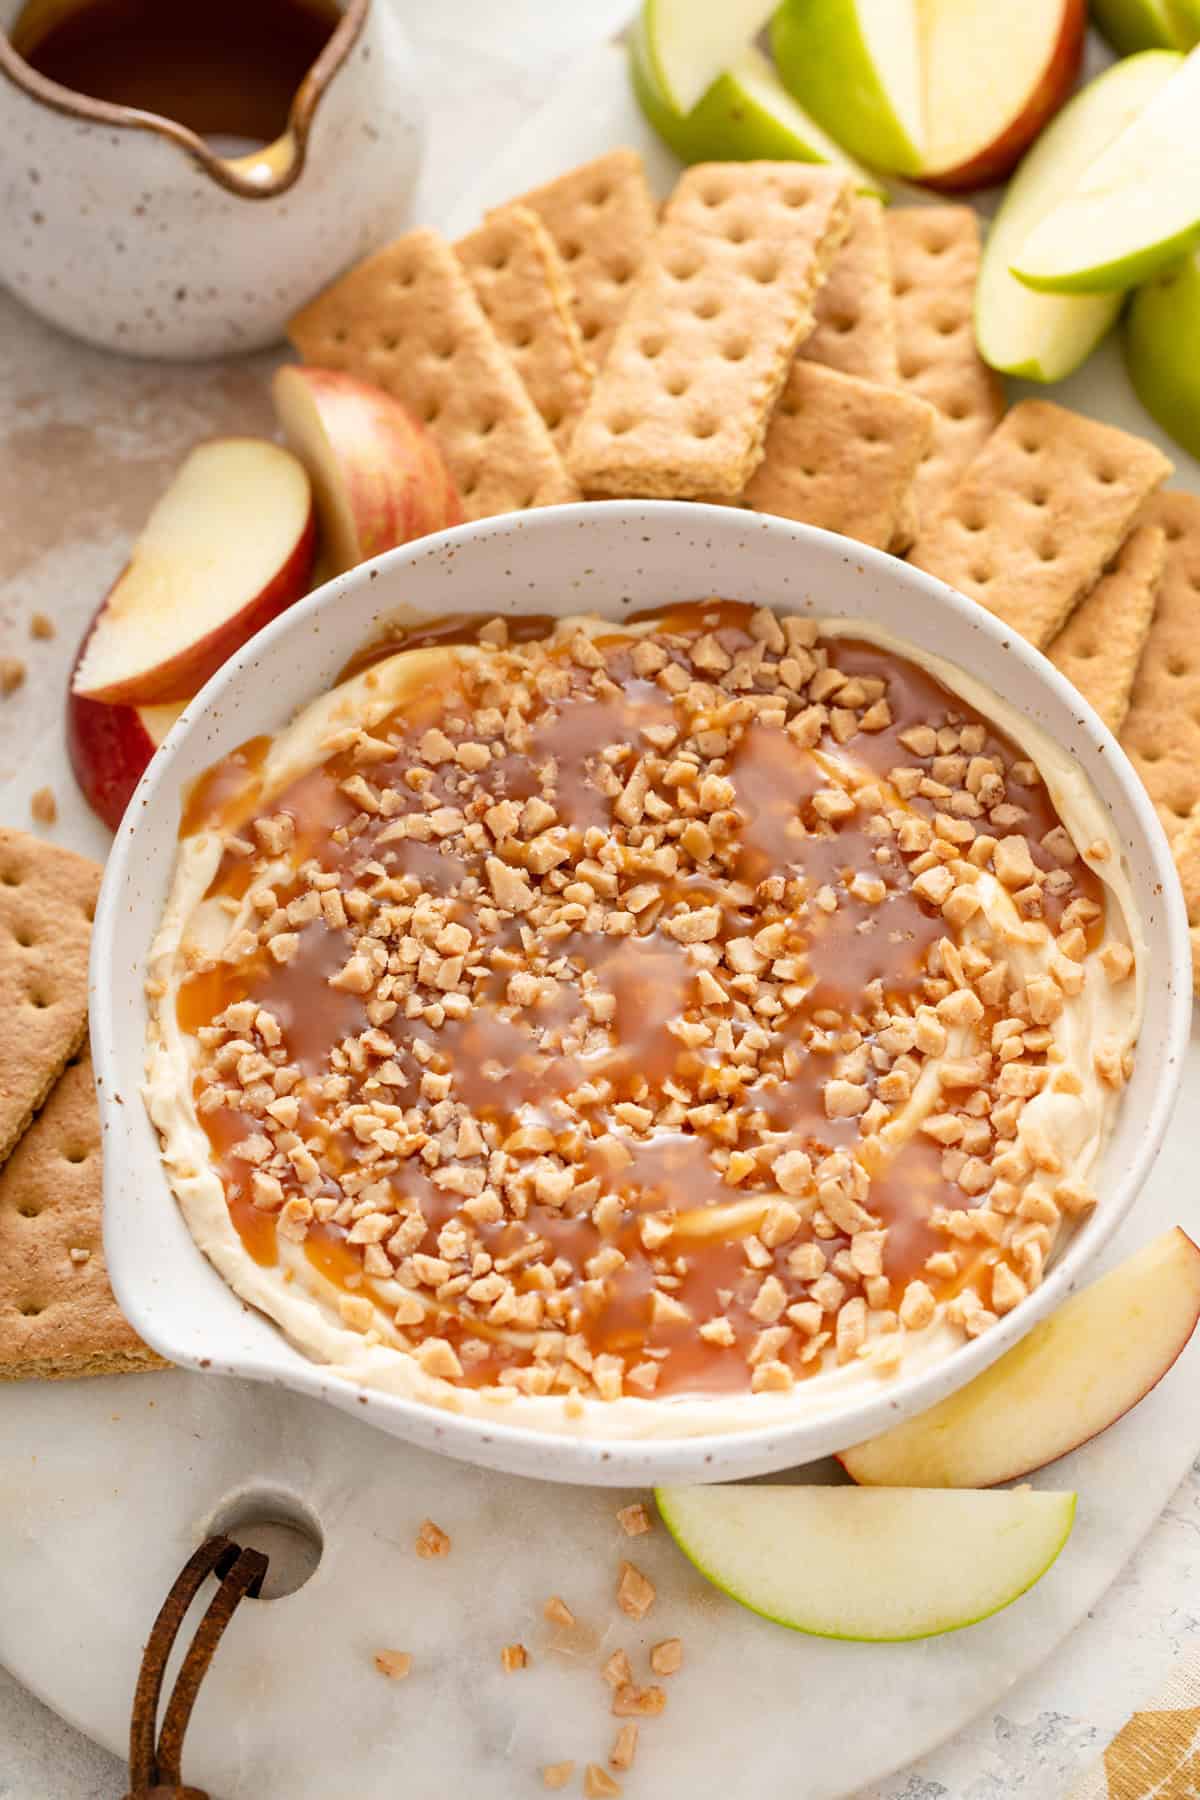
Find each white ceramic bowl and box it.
[94,503,1191,1486]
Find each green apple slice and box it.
[1126,250,1200,458]
[770,0,924,178]
[638,0,779,116]
[655,1485,1075,1641]
[1091,0,1186,52]
[1012,45,1200,294]
[630,36,883,193]
[977,49,1181,380]
[1167,0,1200,43]
[841,1229,1200,1489]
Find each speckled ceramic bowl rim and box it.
[93,502,1191,1487]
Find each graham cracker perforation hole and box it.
[18,1299,45,1317]
[16,1203,40,1219]
[12,925,35,947]
[26,983,52,1010]
[62,1144,89,1166]
[1167,656,1190,677]
[0,866,20,886]
[832,314,858,336]
[588,185,611,207]
[749,254,780,286]
[561,241,582,263]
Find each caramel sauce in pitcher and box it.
[11,0,340,146]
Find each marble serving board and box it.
[3,31,1200,1800]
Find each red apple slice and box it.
[917,0,1086,192]
[273,367,462,577]
[72,438,317,707]
[67,688,184,832]
[840,1228,1200,1488]
[67,603,187,830]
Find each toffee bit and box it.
[374,1650,412,1680]
[542,1765,574,1791]
[616,1502,652,1538]
[30,786,56,825]
[616,1560,655,1621]
[0,657,25,695]
[584,1765,622,1797]
[609,1723,638,1771]
[415,1518,451,1559]
[501,1643,529,1672]
[543,1595,576,1629]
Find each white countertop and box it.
[2,4,1197,1795]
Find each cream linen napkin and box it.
[1069,1656,1200,1798]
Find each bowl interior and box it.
[94,503,1191,1484]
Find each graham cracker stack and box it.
[0,827,99,1164]
[568,162,853,500]
[1047,523,1165,735]
[0,1049,166,1379]
[743,361,934,550]
[456,206,593,455]
[1121,491,1200,847]
[288,227,578,520]
[886,206,1005,526]
[508,148,659,369]
[908,400,1172,649]
[800,197,898,387]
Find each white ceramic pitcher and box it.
[0,0,423,358]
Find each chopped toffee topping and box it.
[168,601,1130,1406]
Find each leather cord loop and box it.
[124,1534,268,1799]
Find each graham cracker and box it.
[743,362,934,550]
[0,828,99,1165]
[508,149,659,369]
[908,400,1172,649]
[456,205,593,455]
[1047,523,1165,736]
[800,197,898,387]
[0,1049,167,1380]
[567,163,853,501]
[886,206,1004,527]
[1121,491,1200,843]
[288,228,578,520]
[1169,810,1200,994]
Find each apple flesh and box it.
[1125,250,1200,459]
[1012,44,1200,294]
[916,0,1086,192]
[272,367,462,578]
[637,0,778,115]
[655,1484,1075,1641]
[840,1229,1200,1490]
[771,0,925,178]
[72,439,316,708]
[977,50,1181,381]
[1093,0,1186,52]
[629,36,882,192]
